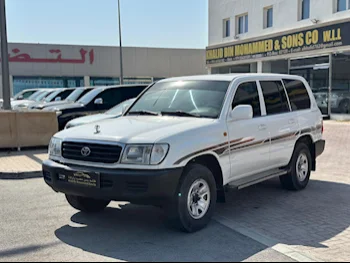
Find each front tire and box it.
[167,164,217,233]
[66,195,110,213]
[280,143,312,191]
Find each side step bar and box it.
[227,169,288,190]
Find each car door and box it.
[227,80,271,180]
[259,80,299,168]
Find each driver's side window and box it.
[232,82,262,118]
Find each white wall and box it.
[209,0,350,46]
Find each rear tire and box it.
[66,195,110,213]
[167,164,217,233]
[280,143,312,191]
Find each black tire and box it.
[66,195,110,213]
[280,143,312,191]
[339,100,350,114]
[167,163,217,233]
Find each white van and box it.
[43,74,325,232]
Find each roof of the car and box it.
[159,74,305,83]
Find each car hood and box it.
[56,116,216,144]
[45,102,84,111]
[67,114,116,128]
[35,100,74,109]
[11,100,33,107]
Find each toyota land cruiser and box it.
[43,74,325,232]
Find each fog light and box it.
[58,174,66,180]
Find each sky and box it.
[6,0,208,49]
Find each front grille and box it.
[62,141,122,164]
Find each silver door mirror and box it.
[18,95,24,100]
[229,105,253,122]
[94,98,103,105]
[55,97,62,102]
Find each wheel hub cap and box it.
[296,153,309,182]
[187,179,210,220]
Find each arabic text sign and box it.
[1,48,95,64]
[206,21,350,65]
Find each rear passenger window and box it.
[260,81,290,115]
[283,79,311,111]
[232,82,261,117]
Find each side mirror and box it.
[18,95,24,100]
[55,97,62,102]
[94,98,103,105]
[229,105,253,122]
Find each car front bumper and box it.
[43,159,183,205]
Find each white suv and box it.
[43,74,325,232]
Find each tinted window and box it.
[283,79,311,111]
[121,86,146,100]
[57,90,74,100]
[99,88,122,106]
[261,81,290,115]
[232,82,261,117]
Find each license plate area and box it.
[66,171,101,188]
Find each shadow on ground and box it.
[55,179,349,261]
[55,205,273,262]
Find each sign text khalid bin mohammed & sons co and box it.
[206,21,350,65]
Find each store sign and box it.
[206,21,350,65]
[0,48,95,64]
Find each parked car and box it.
[0,88,41,109]
[313,87,350,114]
[43,74,325,232]
[12,89,57,110]
[65,98,136,129]
[28,88,76,110]
[31,88,94,110]
[46,84,148,130]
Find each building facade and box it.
[207,0,350,118]
[0,43,206,98]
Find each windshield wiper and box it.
[161,110,201,118]
[128,110,160,116]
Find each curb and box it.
[0,171,42,180]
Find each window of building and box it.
[299,0,310,20]
[283,79,311,111]
[90,77,120,86]
[236,14,248,35]
[223,18,231,38]
[232,82,261,117]
[336,0,348,12]
[264,7,273,29]
[260,81,290,115]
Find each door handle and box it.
[259,124,267,131]
[289,119,296,124]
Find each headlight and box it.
[49,137,62,157]
[332,94,339,99]
[56,111,62,116]
[121,144,169,165]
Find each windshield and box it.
[35,91,53,102]
[127,80,230,118]
[44,90,62,102]
[77,88,101,105]
[106,98,136,115]
[28,91,43,100]
[66,89,84,102]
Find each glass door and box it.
[289,56,330,115]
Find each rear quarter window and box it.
[283,79,311,111]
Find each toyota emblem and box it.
[81,147,91,157]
